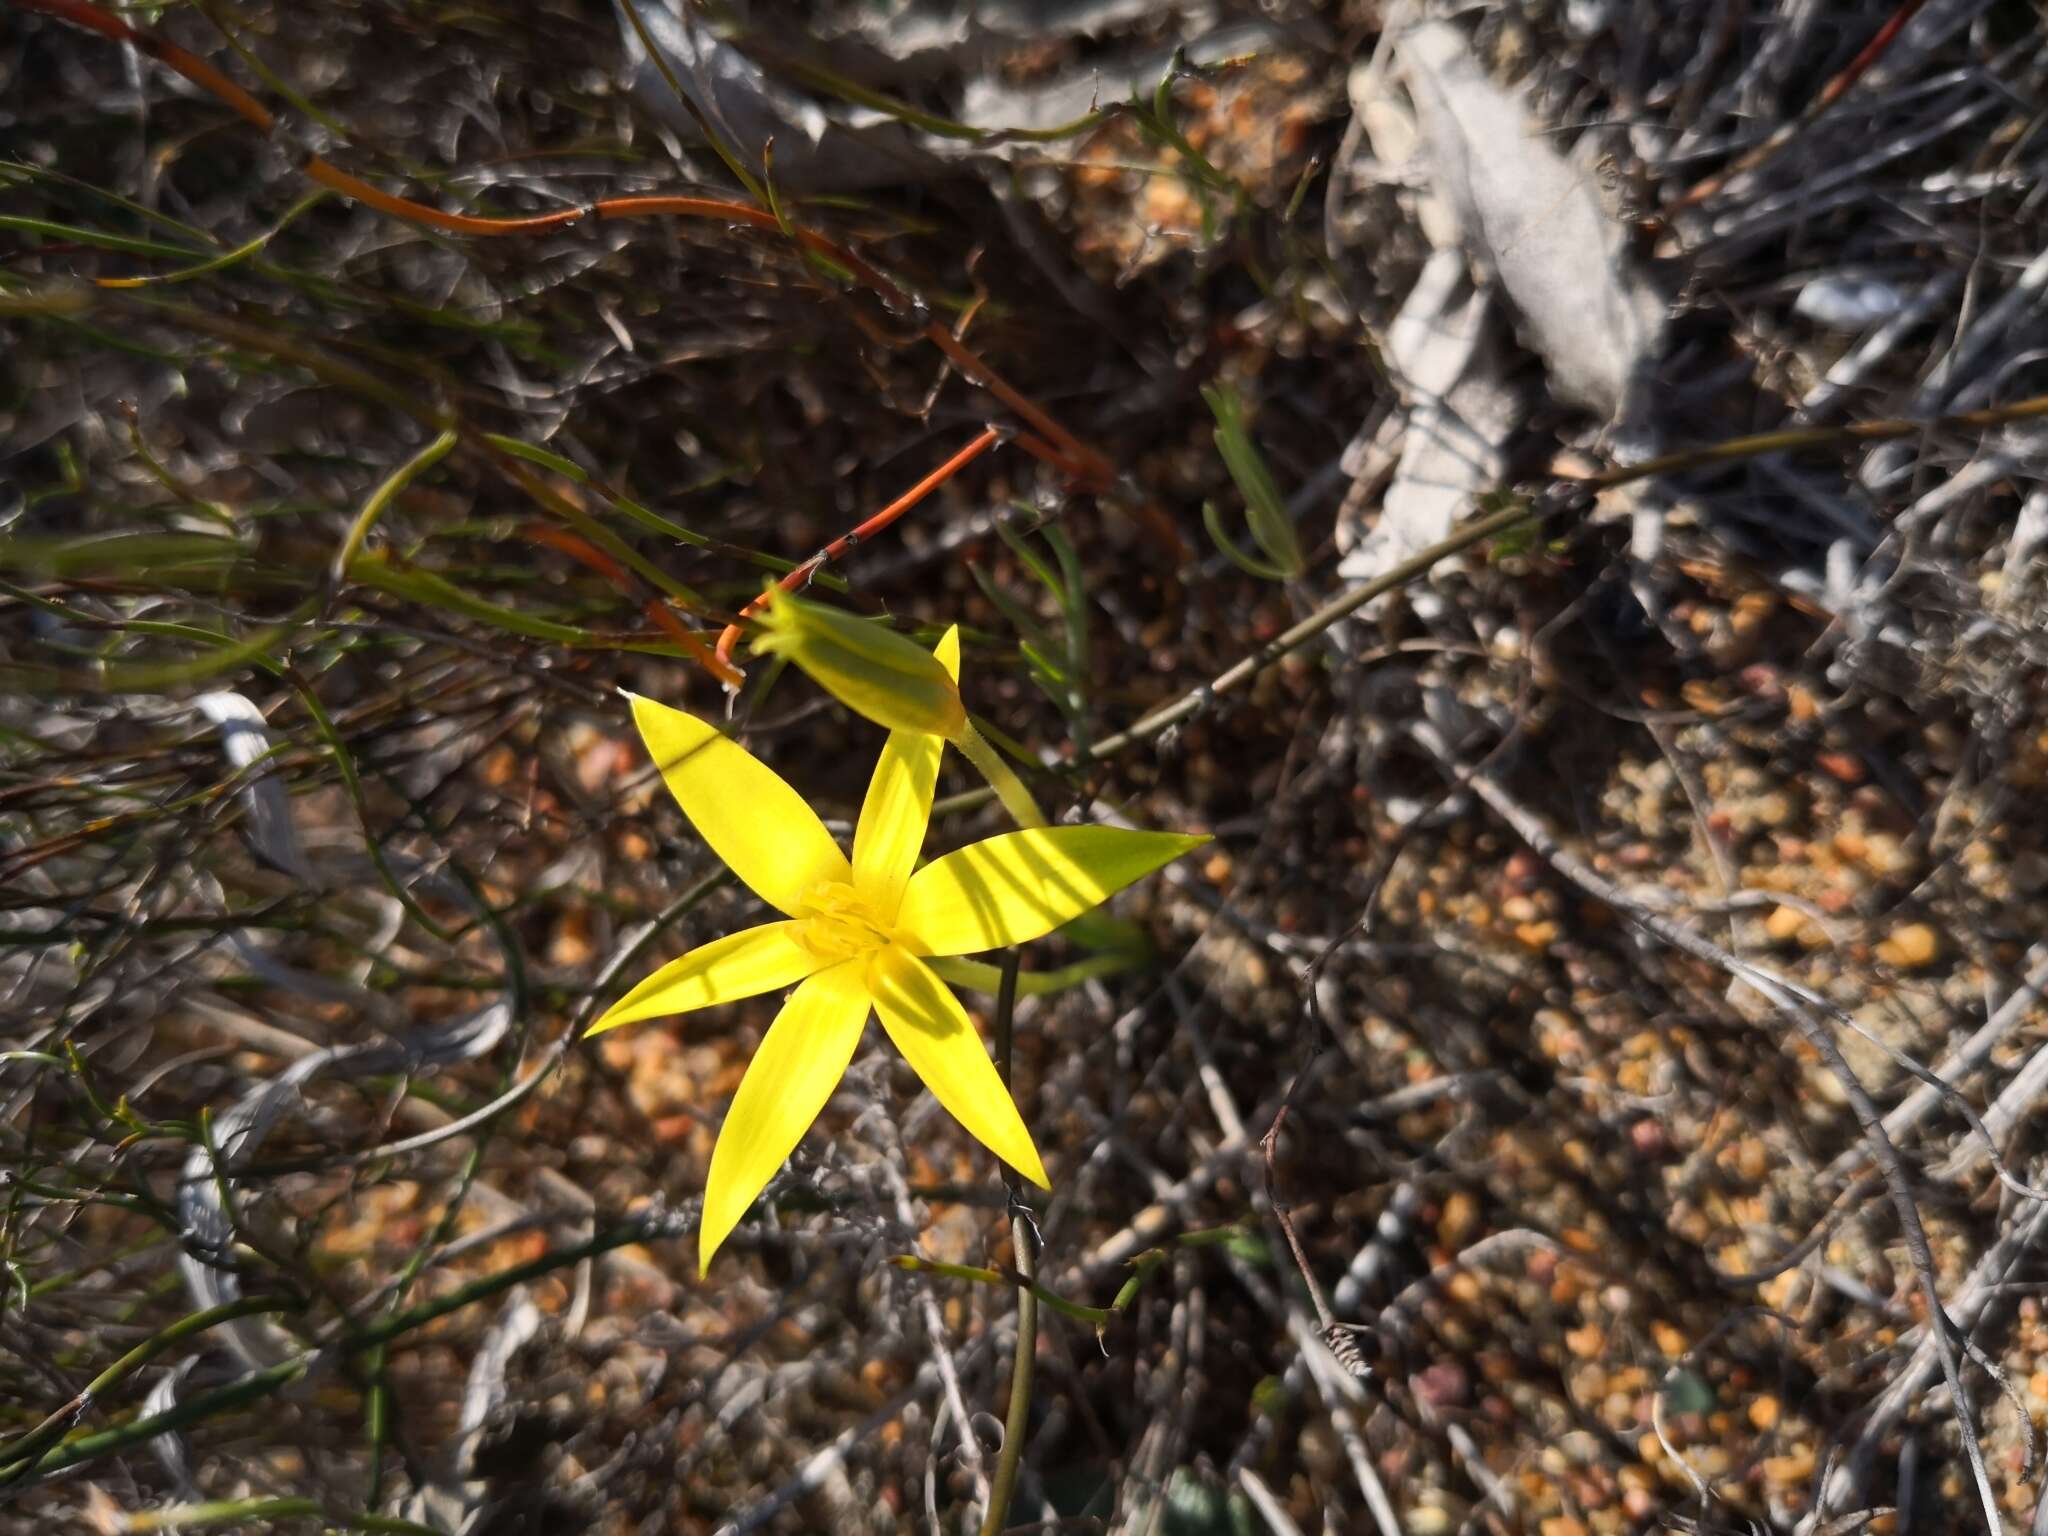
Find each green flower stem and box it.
[0,1294,299,1481]
[11,1218,673,1486]
[926,950,1139,998]
[892,1225,1254,1343]
[16,1355,309,1481]
[123,1495,445,1533]
[340,1218,652,1354]
[127,1497,324,1531]
[980,950,1035,1536]
[330,426,461,583]
[956,721,1046,830]
[885,1256,1112,1327]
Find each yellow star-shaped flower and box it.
[589,630,1207,1273]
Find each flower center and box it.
[792,880,899,965]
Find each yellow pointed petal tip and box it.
[868,947,1049,1189]
[1013,1135,1051,1190]
[583,921,818,1038]
[625,690,850,917]
[750,591,967,741]
[695,961,872,1275]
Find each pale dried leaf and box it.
[1338,250,1524,615]
[178,1000,513,1365]
[616,1,942,190]
[1398,21,1665,434]
[192,691,315,886]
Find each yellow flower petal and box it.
[584,921,818,1037]
[867,945,1048,1188]
[896,826,1209,957]
[751,593,968,740]
[851,627,960,920]
[698,959,871,1274]
[629,693,850,916]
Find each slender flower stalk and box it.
[980,950,1036,1536]
[749,590,968,740]
[589,629,1206,1272]
[954,722,1047,830]
[752,590,1049,826]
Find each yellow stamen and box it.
[791,880,904,965]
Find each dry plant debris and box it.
[4,1,2048,1533]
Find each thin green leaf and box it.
[1202,383,1304,578]
[1202,500,1293,581]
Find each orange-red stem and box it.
[1672,0,1928,211]
[714,426,1002,668]
[522,522,743,686]
[16,0,1112,491]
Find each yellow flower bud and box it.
[751,591,967,740]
